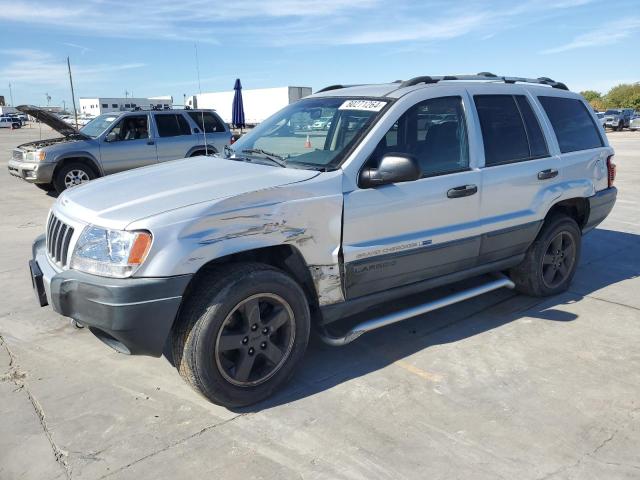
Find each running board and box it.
[318,274,515,346]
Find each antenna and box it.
[194,43,208,156]
[67,57,78,129]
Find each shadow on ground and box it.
[166,228,639,412]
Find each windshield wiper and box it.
[241,149,287,168]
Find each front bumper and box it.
[584,187,617,233]
[30,235,193,356]
[8,158,56,183]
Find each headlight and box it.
[26,151,46,161]
[70,226,152,278]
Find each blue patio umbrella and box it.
[232,78,245,132]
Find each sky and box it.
[0,0,638,108]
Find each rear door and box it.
[152,113,197,162]
[467,86,560,263]
[341,91,482,299]
[186,111,230,154]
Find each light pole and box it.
[8,82,14,106]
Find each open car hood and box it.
[16,105,89,138]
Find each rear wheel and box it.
[172,263,310,407]
[509,215,581,297]
[53,162,97,193]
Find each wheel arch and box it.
[545,197,589,229]
[186,145,218,157]
[53,153,102,177]
[182,244,320,313]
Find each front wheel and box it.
[53,162,97,193]
[509,215,581,297]
[172,263,310,408]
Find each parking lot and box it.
[1,125,639,479]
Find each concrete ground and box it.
[1,125,639,480]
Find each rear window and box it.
[187,111,226,133]
[538,96,603,153]
[474,94,549,166]
[155,114,192,137]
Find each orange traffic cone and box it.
[304,134,312,149]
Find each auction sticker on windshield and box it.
[338,100,387,112]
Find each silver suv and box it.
[28,74,617,407]
[8,106,231,193]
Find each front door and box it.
[100,114,157,174]
[342,94,482,299]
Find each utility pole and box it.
[67,57,78,129]
[8,83,14,106]
[62,100,66,113]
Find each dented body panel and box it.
[126,169,346,304]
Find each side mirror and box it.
[105,131,118,142]
[359,153,421,188]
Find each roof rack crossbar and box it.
[398,73,568,90]
[315,84,364,93]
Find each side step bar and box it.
[318,274,515,346]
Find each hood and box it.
[58,156,320,229]
[17,105,89,138]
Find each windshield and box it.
[605,110,620,115]
[228,97,388,169]
[80,113,120,138]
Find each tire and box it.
[53,161,97,194]
[35,182,55,192]
[172,263,310,408]
[509,214,581,297]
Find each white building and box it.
[187,86,311,125]
[79,96,173,116]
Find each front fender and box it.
[52,150,103,176]
[128,172,346,304]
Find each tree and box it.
[590,98,608,112]
[580,90,602,103]
[604,84,640,109]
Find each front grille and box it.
[12,150,23,161]
[46,214,74,267]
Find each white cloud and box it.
[541,17,640,54]
[0,49,145,88]
[0,0,597,47]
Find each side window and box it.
[515,96,548,158]
[155,114,191,137]
[108,115,148,141]
[475,95,530,166]
[187,111,226,133]
[371,96,469,177]
[538,96,604,153]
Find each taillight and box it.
[606,155,616,188]
[230,135,235,145]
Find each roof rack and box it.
[398,72,568,90]
[316,84,350,93]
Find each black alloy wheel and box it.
[541,231,576,289]
[215,293,296,387]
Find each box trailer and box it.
[187,86,312,125]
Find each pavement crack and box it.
[568,290,640,312]
[98,412,250,478]
[1,335,72,479]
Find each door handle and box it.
[147,140,155,146]
[537,169,558,180]
[447,184,478,199]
